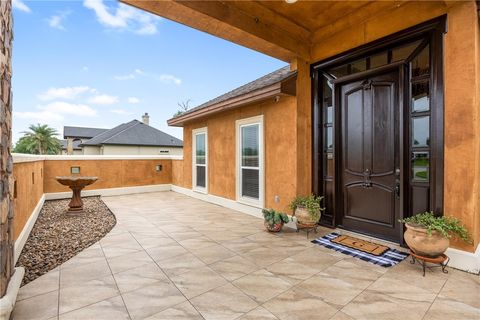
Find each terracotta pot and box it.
[294,207,320,227]
[264,221,284,232]
[404,223,449,257]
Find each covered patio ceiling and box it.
[120,0,449,62]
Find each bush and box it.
[399,211,471,243]
[262,208,289,226]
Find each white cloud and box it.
[47,11,70,30]
[114,69,181,85]
[158,74,182,85]
[39,101,97,117]
[12,0,31,13]
[88,94,119,105]
[82,66,89,71]
[110,108,133,115]
[15,102,97,123]
[38,86,94,101]
[127,97,140,104]
[83,0,160,35]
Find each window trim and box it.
[236,115,264,208]
[192,127,208,194]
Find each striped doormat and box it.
[312,232,409,267]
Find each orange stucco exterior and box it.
[12,161,44,239]
[169,2,480,253]
[181,96,298,212]
[43,159,172,193]
[12,158,175,240]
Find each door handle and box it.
[395,179,400,199]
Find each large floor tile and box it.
[146,244,188,261]
[144,301,203,319]
[341,290,432,320]
[17,269,60,301]
[439,270,480,308]
[232,269,292,303]
[13,290,59,320]
[210,255,259,281]
[156,252,206,276]
[423,296,480,320]
[191,243,236,264]
[59,275,119,314]
[107,250,154,274]
[170,266,228,299]
[113,262,170,293]
[241,247,290,268]
[265,256,320,284]
[239,306,278,319]
[59,295,129,320]
[60,259,112,288]
[190,283,258,320]
[121,281,186,319]
[263,287,338,320]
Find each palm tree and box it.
[16,124,61,155]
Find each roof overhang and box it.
[121,0,311,62]
[167,75,296,127]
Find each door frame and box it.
[311,16,446,244]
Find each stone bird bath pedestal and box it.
[55,176,98,214]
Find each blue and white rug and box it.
[312,232,409,267]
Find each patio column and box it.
[291,58,312,196]
[0,0,14,298]
[444,1,480,253]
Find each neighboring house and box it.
[64,113,183,155]
[59,139,82,155]
[154,0,480,261]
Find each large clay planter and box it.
[404,223,449,257]
[264,221,284,233]
[294,207,320,227]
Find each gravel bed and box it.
[16,196,116,285]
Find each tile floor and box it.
[13,192,480,320]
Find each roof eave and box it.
[167,77,296,127]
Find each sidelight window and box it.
[192,127,208,193]
[236,116,264,207]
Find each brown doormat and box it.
[331,234,389,256]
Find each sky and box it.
[11,0,286,143]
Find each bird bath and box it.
[55,176,98,214]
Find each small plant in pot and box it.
[400,211,471,258]
[289,195,325,227]
[262,209,289,232]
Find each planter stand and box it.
[296,223,318,238]
[409,251,449,276]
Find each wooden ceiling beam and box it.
[121,0,311,62]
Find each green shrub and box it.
[262,209,289,226]
[289,194,325,222]
[399,211,471,243]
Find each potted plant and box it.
[289,195,325,227]
[262,208,289,232]
[399,211,471,257]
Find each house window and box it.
[192,127,208,193]
[236,116,264,207]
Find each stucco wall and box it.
[12,161,44,240]
[443,2,480,252]
[82,146,101,155]
[101,145,183,156]
[304,1,480,252]
[43,159,173,193]
[180,96,297,213]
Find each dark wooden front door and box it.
[339,70,401,241]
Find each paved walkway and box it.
[13,192,479,320]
